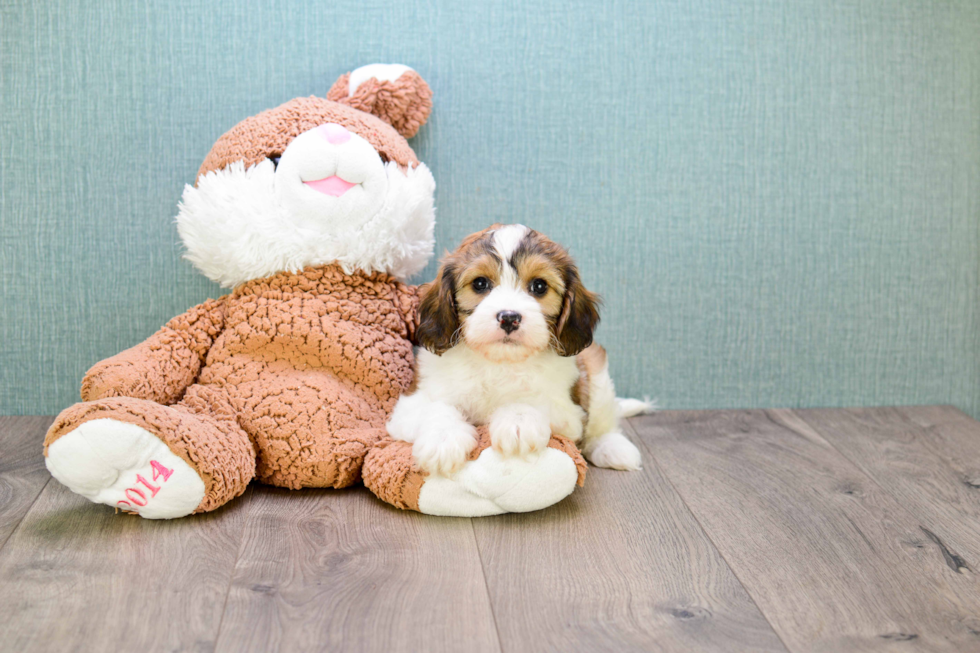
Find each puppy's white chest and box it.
[421,347,579,424]
[479,366,540,403]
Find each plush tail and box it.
[617,397,656,418]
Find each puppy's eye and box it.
[269,155,281,170]
[530,278,548,296]
[472,277,491,293]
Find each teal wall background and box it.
[2,1,978,417]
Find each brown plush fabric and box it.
[47,264,421,507]
[362,427,587,512]
[197,97,420,181]
[327,70,433,139]
[362,438,425,511]
[81,298,227,405]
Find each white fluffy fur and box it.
[489,402,553,457]
[389,346,588,475]
[387,393,477,476]
[177,155,435,288]
[617,397,656,417]
[584,432,642,471]
[388,224,644,476]
[417,446,579,516]
[348,64,412,96]
[491,224,529,260]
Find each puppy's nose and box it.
[497,311,522,334]
[317,123,351,145]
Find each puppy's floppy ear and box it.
[416,261,459,355]
[555,267,601,357]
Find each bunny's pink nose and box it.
[318,123,351,145]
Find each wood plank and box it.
[471,421,789,653]
[214,485,501,653]
[0,480,250,652]
[790,407,980,566]
[632,410,980,652]
[898,405,980,494]
[0,416,54,550]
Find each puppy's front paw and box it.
[490,404,551,457]
[586,431,642,471]
[412,421,478,477]
[550,411,584,442]
[387,393,428,443]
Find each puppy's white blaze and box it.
[492,224,529,289]
[492,224,529,261]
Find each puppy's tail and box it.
[617,397,656,418]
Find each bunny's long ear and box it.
[327,64,433,139]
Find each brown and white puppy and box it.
[387,224,649,476]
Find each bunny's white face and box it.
[275,123,390,233]
[176,122,435,289]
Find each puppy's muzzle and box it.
[496,311,522,334]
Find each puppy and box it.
[387,224,649,476]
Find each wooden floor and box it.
[2,408,980,652]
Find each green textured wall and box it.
[2,1,978,416]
